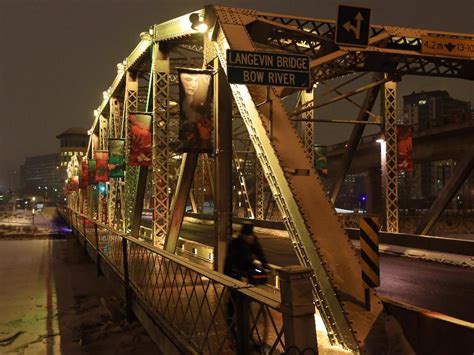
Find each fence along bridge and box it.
[65,5,474,353]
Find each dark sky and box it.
[0,0,473,187]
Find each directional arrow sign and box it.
[343,12,364,40]
[421,35,474,58]
[336,5,371,47]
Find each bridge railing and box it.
[59,207,317,354]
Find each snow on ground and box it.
[0,229,160,353]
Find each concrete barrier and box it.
[382,298,474,355]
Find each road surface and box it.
[169,220,474,322]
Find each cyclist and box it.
[224,223,270,351]
[224,223,269,284]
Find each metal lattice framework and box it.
[107,97,122,229]
[255,161,265,220]
[70,5,473,353]
[300,90,315,164]
[382,80,399,232]
[152,42,170,245]
[124,71,139,232]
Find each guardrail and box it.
[58,207,317,354]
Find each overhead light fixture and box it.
[189,13,208,33]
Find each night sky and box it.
[0,0,473,188]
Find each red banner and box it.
[397,126,413,172]
[71,176,79,192]
[80,160,88,188]
[95,151,109,182]
[128,114,152,166]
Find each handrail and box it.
[59,207,298,353]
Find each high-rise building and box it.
[19,128,88,203]
[402,90,470,131]
[401,90,472,210]
[20,153,63,197]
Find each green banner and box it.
[315,145,328,175]
[109,139,125,178]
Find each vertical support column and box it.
[124,71,139,232]
[301,90,315,165]
[255,158,264,220]
[214,57,233,273]
[382,79,399,232]
[152,42,170,246]
[279,266,318,354]
[108,97,122,228]
[98,115,108,223]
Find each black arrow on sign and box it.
[444,43,456,52]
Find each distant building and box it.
[402,90,470,131]
[20,153,63,197]
[56,127,88,168]
[332,90,473,213]
[401,91,472,210]
[19,127,88,202]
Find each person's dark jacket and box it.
[223,235,269,281]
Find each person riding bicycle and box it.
[224,223,270,351]
[224,223,270,284]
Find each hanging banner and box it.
[95,150,109,182]
[80,159,88,188]
[315,145,328,175]
[129,114,152,166]
[70,176,79,192]
[397,126,413,172]
[178,68,213,153]
[108,139,125,178]
[88,159,96,185]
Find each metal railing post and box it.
[82,216,87,253]
[94,222,103,276]
[279,266,318,354]
[122,237,133,322]
[75,212,79,236]
[235,291,251,355]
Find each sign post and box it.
[359,216,380,310]
[226,49,310,88]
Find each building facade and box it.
[56,127,88,167]
[19,128,88,203]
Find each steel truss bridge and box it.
[65,5,474,353]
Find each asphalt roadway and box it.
[172,220,474,323]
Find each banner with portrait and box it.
[88,159,96,185]
[128,114,152,166]
[94,150,109,182]
[177,68,213,153]
[397,126,413,172]
[80,159,88,188]
[108,139,125,178]
[315,145,328,175]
